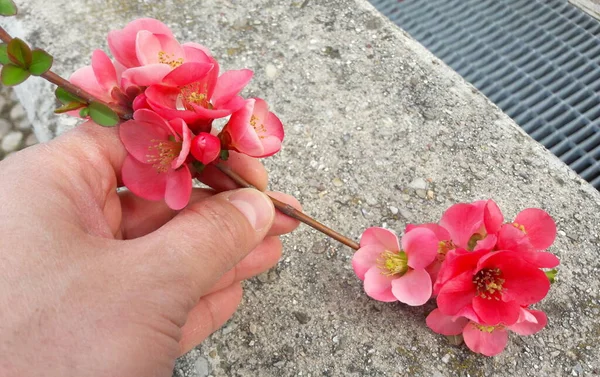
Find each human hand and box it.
[0,122,300,377]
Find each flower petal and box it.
[363,266,396,302]
[360,227,400,251]
[91,49,118,90]
[514,208,557,250]
[352,244,385,280]
[164,165,192,210]
[182,43,213,63]
[474,234,497,251]
[463,322,509,357]
[439,203,484,249]
[437,270,478,316]
[162,61,214,86]
[122,155,167,201]
[69,66,111,103]
[434,248,487,295]
[472,295,520,326]
[484,200,504,235]
[169,118,192,169]
[121,64,174,87]
[212,69,253,108]
[508,308,547,335]
[108,18,173,68]
[520,251,560,269]
[119,118,170,163]
[405,223,451,241]
[402,228,439,269]
[136,31,184,67]
[496,224,533,253]
[426,308,469,335]
[391,269,432,306]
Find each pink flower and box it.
[498,208,557,251]
[108,19,219,89]
[439,200,501,251]
[435,250,550,325]
[190,132,221,165]
[70,49,124,106]
[352,227,438,306]
[219,98,285,158]
[120,109,193,210]
[120,38,215,88]
[426,307,547,356]
[144,61,252,131]
[108,18,175,69]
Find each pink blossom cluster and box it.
[70,19,284,209]
[352,200,559,356]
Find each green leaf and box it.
[0,0,17,16]
[0,44,9,64]
[54,101,85,114]
[29,49,53,76]
[545,268,558,284]
[79,107,90,117]
[219,149,230,161]
[7,38,32,68]
[88,101,119,127]
[1,63,30,86]
[55,87,84,104]
[192,161,206,173]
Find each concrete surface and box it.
[3,0,600,376]
[570,0,600,20]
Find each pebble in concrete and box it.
[1,131,23,153]
[0,119,11,139]
[25,133,39,147]
[9,104,25,122]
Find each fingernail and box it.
[228,188,274,231]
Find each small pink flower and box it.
[501,208,557,250]
[120,109,193,210]
[70,49,122,105]
[190,132,221,165]
[108,19,219,88]
[426,307,547,356]
[108,18,175,69]
[219,98,284,158]
[439,200,501,251]
[352,227,438,306]
[144,62,252,131]
[436,250,550,325]
[120,37,215,88]
[495,224,560,268]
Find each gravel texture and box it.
[3,0,600,376]
[0,86,37,160]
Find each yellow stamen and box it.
[146,139,182,173]
[158,51,184,68]
[472,268,505,300]
[512,222,527,233]
[250,114,267,139]
[472,323,502,333]
[377,250,408,277]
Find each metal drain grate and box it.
[370,0,600,189]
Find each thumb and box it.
[141,188,275,297]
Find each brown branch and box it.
[216,162,360,250]
[0,26,132,120]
